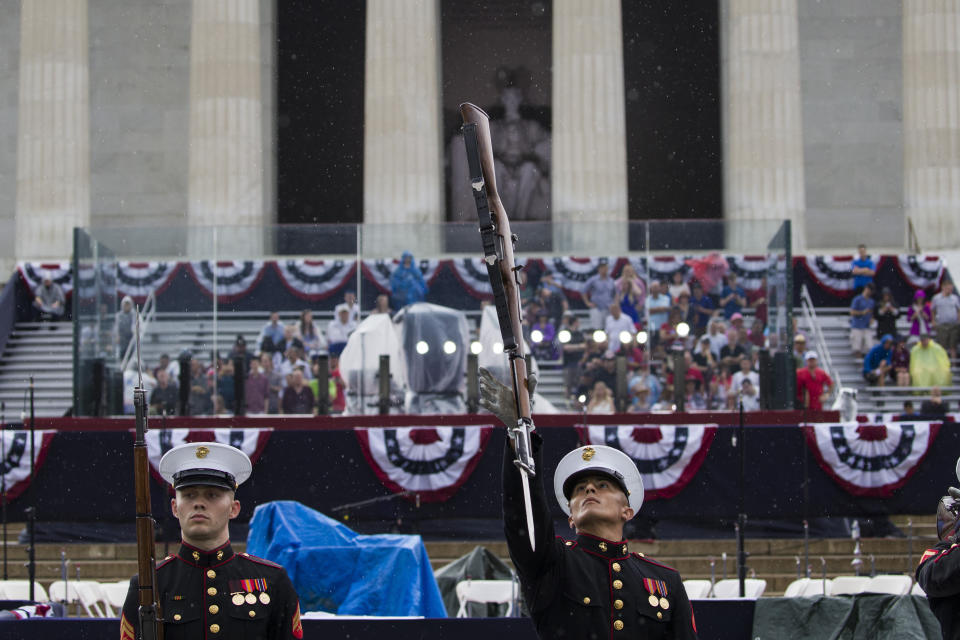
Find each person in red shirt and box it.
[796,350,833,411]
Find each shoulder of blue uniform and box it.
[238,552,284,570]
[157,554,177,570]
[633,552,680,574]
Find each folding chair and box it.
[866,574,912,595]
[682,579,712,599]
[783,577,831,597]
[711,578,766,599]
[829,576,871,596]
[455,579,518,617]
[0,580,48,602]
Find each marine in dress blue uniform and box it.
[916,458,960,640]
[120,442,303,640]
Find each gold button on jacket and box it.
[613,620,624,631]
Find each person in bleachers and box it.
[791,333,808,369]
[657,306,686,352]
[188,359,213,416]
[891,336,911,386]
[342,290,360,324]
[667,269,690,301]
[603,303,635,355]
[586,381,615,414]
[900,400,917,419]
[719,328,748,375]
[229,334,254,371]
[646,280,672,340]
[256,311,285,356]
[674,291,691,334]
[689,280,715,337]
[559,315,585,397]
[278,344,311,383]
[851,244,876,294]
[709,364,733,410]
[259,353,283,414]
[295,310,327,355]
[920,386,949,419]
[849,282,876,358]
[115,296,136,352]
[691,336,717,386]
[217,358,235,413]
[389,250,428,309]
[747,317,766,349]
[536,281,569,329]
[719,273,746,320]
[683,375,707,410]
[371,294,393,317]
[796,351,833,411]
[614,263,645,325]
[874,286,900,341]
[326,304,356,358]
[582,260,616,330]
[911,332,953,388]
[908,290,934,342]
[730,356,759,400]
[932,280,960,360]
[863,334,894,387]
[738,377,760,411]
[32,272,66,322]
[244,357,269,414]
[531,312,559,361]
[153,353,179,381]
[627,379,652,412]
[747,274,768,327]
[149,368,178,416]
[706,318,728,359]
[281,368,314,415]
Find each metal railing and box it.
[799,284,841,404]
[120,291,156,372]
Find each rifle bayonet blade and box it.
[520,471,536,552]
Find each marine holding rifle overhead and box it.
[480,369,698,640]
[120,443,303,640]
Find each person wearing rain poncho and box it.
[910,332,953,388]
[389,251,428,309]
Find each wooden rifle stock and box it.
[133,310,162,639]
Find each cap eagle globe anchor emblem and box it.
[581,447,595,461]
[196,446,210,459]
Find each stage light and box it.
[676,322,690,338]
[592,330,607,343]
[443,340,457,354]
[578,394,587,404]
[619,330,633,344]
[415,340,429,354]
[531,329,543,343]
[636,331,648,344]
[470,341,483,355]
[557,329,571,344]
[493,341,504,354]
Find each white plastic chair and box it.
[682,579,712,599]
[783,577,831,597]
[911,581,926,596]
[102,580,129,610]
[866,574,912,595]
[711,578,766,599]
[0,580,48,602]
[455,579,517,617]
[829,576,871,595]
[49,580,105,617]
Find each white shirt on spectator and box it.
[278,357,311,380]
[327,318,356,345]
[730,370,760,393]
[604,313,636,341]
[708,332,728,359]
[739,387,760,411]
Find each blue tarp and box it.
[246,500,447,617]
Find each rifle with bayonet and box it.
[133,309,163,639]
[460,102,538,552]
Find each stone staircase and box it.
[0,516,934,601]
[0,323,73,417]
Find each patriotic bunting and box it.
[116,262,179,302]
[725,255,779,292]
[18,262,73,295]
[141,428,273,485]
[448,257,536,298]
[804,422,939,497]
[544,257,625,299]
[273,260,357,300]
[576,424,717,500]
[0,426,55,502]
[801,256,859,297]
[186,261,267,302]
[355,425,493,502]
[890,255,945,291]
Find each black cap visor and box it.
[173,468,237,491]
[563,467,629,501]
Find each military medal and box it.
[648,594,659,607]
[660,597,669,610]
[259,592,270,605]
[245,593,257,605]
[232,594,245,606]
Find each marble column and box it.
[903,0,960,250]
[362,0,442,259]
[188,0,265,257]
[16,0,90,261]
[551,0,629,253]
[721,0,806,252]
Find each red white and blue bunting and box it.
[360,259,443,295]
[117,262,179,302]
[544,257,624,299]
[725,255,779,292]
[0,426,55,502]
[802,256,859,297]
[141,428,273,486]
[355,425,493,502]
[642,256,690,286]
[576,424,717,500]
[448,257,536,299]
[274,260,357,301]
[804,422,939,497]
[17,262,72,295]
[890,255,944,291]
[186,261,267,302]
